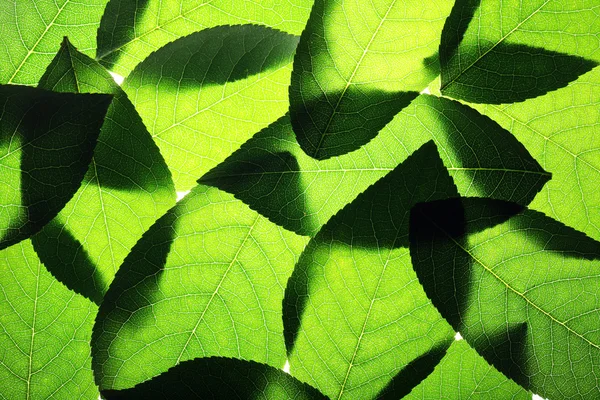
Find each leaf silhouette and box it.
[122,24,300,190]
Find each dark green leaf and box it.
[0,84,111,250]
[282,142,457,399]
[410,197,600,399]
[439,0,599,103]
[289,0,452,159]
[92,184,308,390]
[122,24,300,190]
[102,357,327,399]
[34,38,175,304]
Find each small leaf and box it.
[102,357,327,399]
[0,240,98,399]
[289,0,452,159]
[202,95,548,236]
[0,84,111,250]
[34,38,175,303]
[92,184,308,390]
[0,0,109,85]
[282,142,456,399]
[96,0,313,77]
[410,197,600,399]
[122,24,300,191]
[439,0,599,103]
[404,340,530,399]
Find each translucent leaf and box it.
[0,84,111,250]
[439,0,599,103]
[0,0,109,85]
[475,67,600,241]
[282,143,457,399]
[34,38,175,304]
[289,0,453,159]
[102,357,326,399]
[122,24,300,191]
[92,184,308,390]
[409,197,600,399]
[0,240,98,399]
[202,95,549,236]
[404,340,530,399]
[96,0,313,77]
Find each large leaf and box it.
[33,38,175,304]
[122,24,300,191]
[0,240,98,399]
[96,0,313,77]
[476,67,600,241]
[103,357,327,399]
[405,340,530,399]
[409,197,600,399]
[92,184,308,390]
[439,0,599,103]
[0,85,111,250]
[282,143,457,399]
[288,0,453,159]
[202,95,549,236]
[0,0,109,85]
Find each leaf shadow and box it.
[439,0,482,68]
[291,89,418,160]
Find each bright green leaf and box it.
[202,95,548,236]
[102,357,327,399]
[33,38,175,304]
[122,24,300,191]
[405,340,530,400]
[96,0,313,77]
[475,67,600,241]
[282,143,456,399]
[0,0,109,85]
[289,0,453,159]
[92,184,308,390]
[410,197,600,399]
[0,84,111,250]
[439,0,599,103]
[0,240,98,399]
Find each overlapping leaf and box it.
[282,143,457,399]
[33,38,175,304]
[410,197,600,399]
[439,0,599,103]
[405,340,530,399]
[289,0,453,159]
[0,85,111,250]
[203,95,548,236]
[96,0,313,77]
[0,0,109,85]
[92,184,308,390]
[102,357,327,399]
[476,67,600,242]
[0,241,98,399]
[122,24,300,190]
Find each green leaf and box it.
[102,357,327,399]
[96,0,313,77]
[92,184,308,390]
[0,0,109,85]
[0,240,98,399]
[409,197,600,399]
[404,340,530,399]
[475,67,600,241]
[439,0,599,103]
[289,0,453,159]
[202,95,548,236]
[0,84,111,250]
[33,38,175,304]
[122,24,300,191]
[282,142,456,399]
